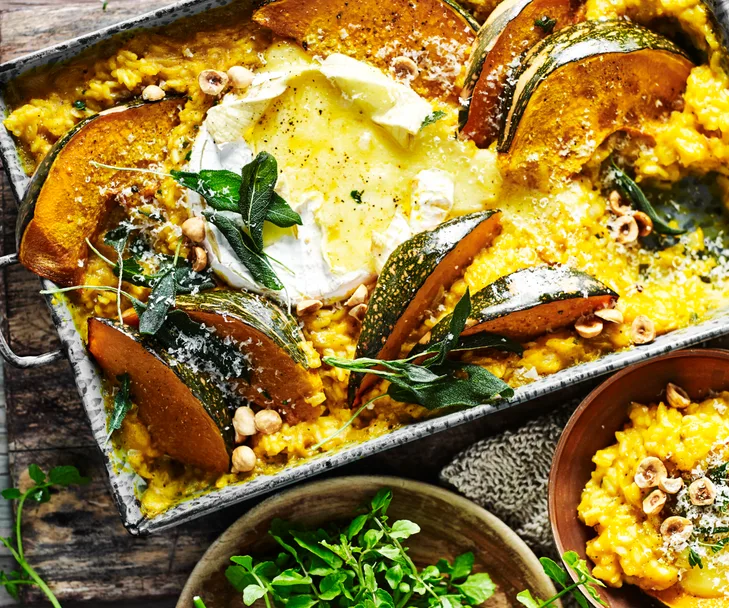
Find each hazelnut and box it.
[192,246,208,272]
[392,56,419,80]
[349,303,368,322]
[608,190,632,216]
[254,409,283,435]
[227,65,255,90]
[182,216,206,243]
[594,308,624,324]
[345,284,368,307]
[233,406,256,443]
[198,69,229,96]
[575,316,603,339]
[643,489,667,515]
[231,445,256,474]
[666,383,691,409]
[689,477,716,506]
[633,211,653,237]
[142,84,166,101]
[296,299,323,316]
[635,456,667,489]
[614,215,639,244]
[631,315,656,345]
[121,307,140,327]
[660,516,693,543]
[659,476,684,495]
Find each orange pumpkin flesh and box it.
[88,317,230,474]
[500,49,693,186]
[460,0,583,147]
[182,310,323,423]
[19,99,181,286]
[353,212,502,404]
[463,294,617,341]
[252,0,476,100]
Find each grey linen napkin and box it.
[440,403,577,558]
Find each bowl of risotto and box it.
[550,349,729,607]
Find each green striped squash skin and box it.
[348,210,501,404]
[175,290,309,369]
[459,0,540,131]
[15,97,177,248]
[497,20,690,152]
[422,266,618,346]
[93,318,235,451]
[444,0,481,31]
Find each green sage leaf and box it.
[171,169,241,212]
[611,163,686,235]
[205,211,283,290]
[239,152,279,252]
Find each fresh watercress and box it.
[0,465,89,607]
[610,163,687,236]
[516,552,606,608]
[226,489,496,608]
[318,291,515,449]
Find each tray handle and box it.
[0,253,63,368]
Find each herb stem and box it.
[537,580,583,607]
[312,394,385,451]
[90,160,170,178]
[374,517,439,602]
[0,536,61,608]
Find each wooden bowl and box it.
[549,349,729,607]
[178,476,558,607]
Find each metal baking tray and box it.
[2,0,729,535]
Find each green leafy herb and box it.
[318,291,514,448]
[93,155,301,292]
[226,488,496,608]
[238,152,280,252]
[103,224,132,323]
[688,547,703,569]
[351,190,364,204]
[205,211,284,290]
[139,263,177,335]
[534,15,557,32]
[0,465,89,606]
[421,111,447,130]
[107,373,133,441]
[72,100,86,110]
[170,169,242,212]
[516,552,606,607]
[611,163,687,235]
[268,193,304,228]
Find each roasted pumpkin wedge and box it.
[17,98,181,286]
[348,210,502,404]
[497,21,693,186]
[252,0,478,100]
[459,0,583,147]
[419,266,618,346]
[175,290,324,423]
[88,317,233,474]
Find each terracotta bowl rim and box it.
[178,474,557,607]
[548,347,729,606]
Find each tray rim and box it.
[3,0,729,535]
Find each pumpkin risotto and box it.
[579,388,729,602]
[4,0,729,517]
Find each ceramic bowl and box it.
[549,348,729,607]
[178,476,558,607]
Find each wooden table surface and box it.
[1,2,726,606]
